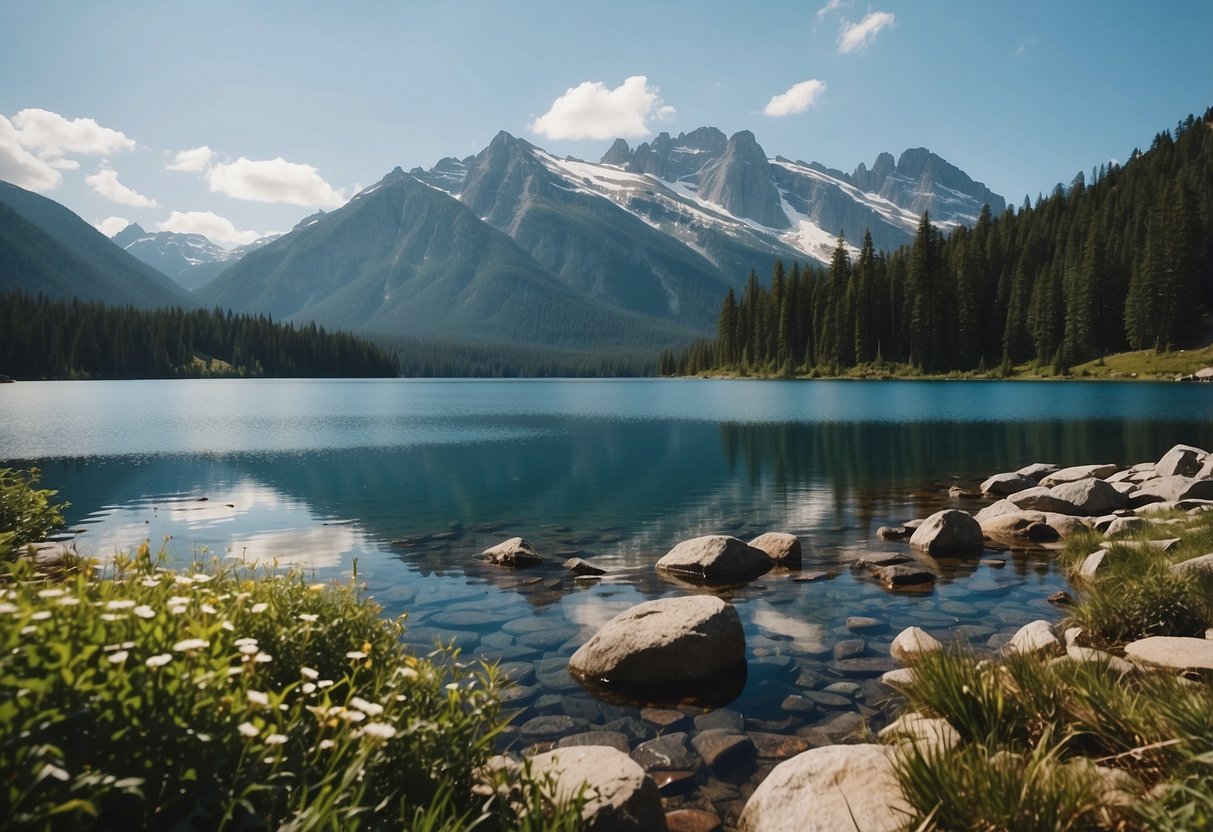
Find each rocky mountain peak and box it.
[696,130,790,229]
[601,137,632,167]
[111,222,147,247]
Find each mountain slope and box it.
[113,224,280,291]
[199,168,698,349]
[0,181,196,309]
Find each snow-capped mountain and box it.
[111,224,280,291]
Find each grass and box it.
[0,544,583,830]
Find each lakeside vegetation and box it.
[664,107,1213,379]
[0,293,400,380]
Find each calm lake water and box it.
[4,378,1212,819]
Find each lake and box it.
[3,378,1212,820]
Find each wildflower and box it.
[31,610,51,621]
[247,690,269,706]
[317,679,334,688]
[361,723,396,739]
[318,739,335,750]
[265,733,288,745]
[221,620,234,631]
[100,614,125,622]
[173,638,210,652]
[173,575,193,585]
[108,651,129,663]
[141,578,160,587]
[302,682,317,694]
[300,666,319,680]
[298,613,318,623]
[169,605,187,615]
[237,722,259,738]
[238,644,259,655]
[444,683,459,692]
[191,573,214,583]
[308,583,326,591]
[40,763,70,782]
[20,625,36,635]
[0,602,17,614]
[234,637,258,646]
[168,596,190,606]
[146,654,172,668]
[253,652,272,663]
[37,588,66,598]
[349,696,384,716]
[133,605,155,619]
[250,603,268,614]
[345,651,366,660]
[58,597,81,607]
[200,603,218,615]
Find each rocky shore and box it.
[473,443,1213,831]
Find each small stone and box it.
[1007,620,1061,656]
[689,732,755,775]
[1048,591,1074,605]
[890,626,943,664]
[631,732,700,772]
[909,509,984,553]
[876,525,911,541]
[1079,550,1109,580]
[665,808,722,832]
[748,732,812,759]
[869,563,936,588]
[652,770,697,796]
[481,537,544,567]
[845,616,884,633]
[527,745,666,831]
[749,532,803,565]
[879,713,961,754]
[859,552,912,567]
[519,714,589,743]
[642,708,690,730]
[880,667,915,687]
[793,570,830,582]
[564,557,606,576]
[833,639,866,661]
[557,731,630,753]
[694,709,745,734]
[780,694,818,715]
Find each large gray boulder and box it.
[1040,464,1118,486]
[974,499,1020,522]
[1124,637,1213,672]
[656,535,772,584]
[1131,475,1213,507]
[1008,486,1078,514]
[568,596,745,688]
[1169,553,1213,576]
[981,472,1037,496]
[1155,444,1208,478]
[748,532,802,566]
[1007,620,1062,655]
[909,509,983,553]
[890,626,943,664]
[1049,478,1129,516]
[979,510,1059,542]
[481,537,543,567]
[737,744,908,832]
[1016,462,1060,482]
[527,745,667,831]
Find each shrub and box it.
[0,468,67,560]
[0,547,575,830]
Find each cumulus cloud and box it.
[95,216,132,237]
[838,11,895,53]
[205,157,345,208]
[10,108,135,159]
[167,145,215,172]
[85,167,157,207]
[0,115,63,191]
[530,75,675,141]
[763,80,827,117]
[815,0,852,22]
[156,210,261,246]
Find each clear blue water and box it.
[3,378,1212,814]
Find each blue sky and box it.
[1,0,1210,246]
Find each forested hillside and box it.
[0,294,399,380]
[664,107,1213,376]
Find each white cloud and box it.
[167,145,215,172]
[529,75,675,141]
[156,210,261,246]
[85,167,157,207]
[815,0,851,22]
[95,216,132,237]
[10,108,135,159]
[763,80,827,117]
[0,115,63,191]
[838,11,895,53]
[205,157,345,208]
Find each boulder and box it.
[689,731,755,775]
[868,563,936,588]
[527,745,668,831]
[1124,637,1213,672]
[568,596,745,691]
[1041,512,1091,538]
[1104,516,1147,537]
[482,537,544,567]
[665,808,723,832]
[1007,620,1062,655]
[890,626,943,664]
[1040,464,1118,486]
[974,499,1020,521]
[565,557,607,576]
[1155,444,1208,478]
[878,713,961,754]
[876,525,912,541]
[1049,478,1129,516]
[630,732,700,772]
[979,510,1060,542]
[880,667,915,687]
[737,744,908,832]
[1131,476,1213,507]
[909,509,983,553]
[748,532,802,566]
[1169,553,1213,577]
[1008,486,1078,514]
[656,535,772,584]
[1078,551,1109,581]
[1016,462,1060,482]
[981,472,1037,496]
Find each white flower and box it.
[100,614,124,622]
[265,733,288,745]
[133,605,155,619]
[169,605,187,615]
[237,722,259,738]
[107,599,136,610]
[253,653,272,663]
[0,602,17,614]
[345,651,366,660]
[108,650,129,663]
[444,683,459,692]
[20,625,37,635]
[58,597,81,607]
[298,613,318,623]
[238,643,259,655]
[339,710,365,723]
[146,654,172,668]
[141,578,160,587]
[250,603,268,614]
[168,596,190,606]
[300,666,319,680]
[308,583,326,591]
[31,610,51,621]
[38,588,66,598]
[234,637,258,646]
[302,682,317,694]
[191,573,214,583]
[318,739,335,750]
[317,679,334,689]
[40,763,70,782]
[200,604,218,615]
[349,696,384,716]
[221,620,234,631]
[173,638,210,652]
[361,723,396,739]
[246,690,269,706]
[174,575,193,585]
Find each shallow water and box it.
[4,378,1212,821]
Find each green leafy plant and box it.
[0,468,67,560]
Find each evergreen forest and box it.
[663,107,1213,377]
[0,293,400,379]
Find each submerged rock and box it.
[655,535,772,584]
[868,563,936,588]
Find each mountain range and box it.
[2,126,1004,358]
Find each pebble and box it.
[665,808,723,832]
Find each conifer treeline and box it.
[663,107,1213,376]
[0,293,399,379]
